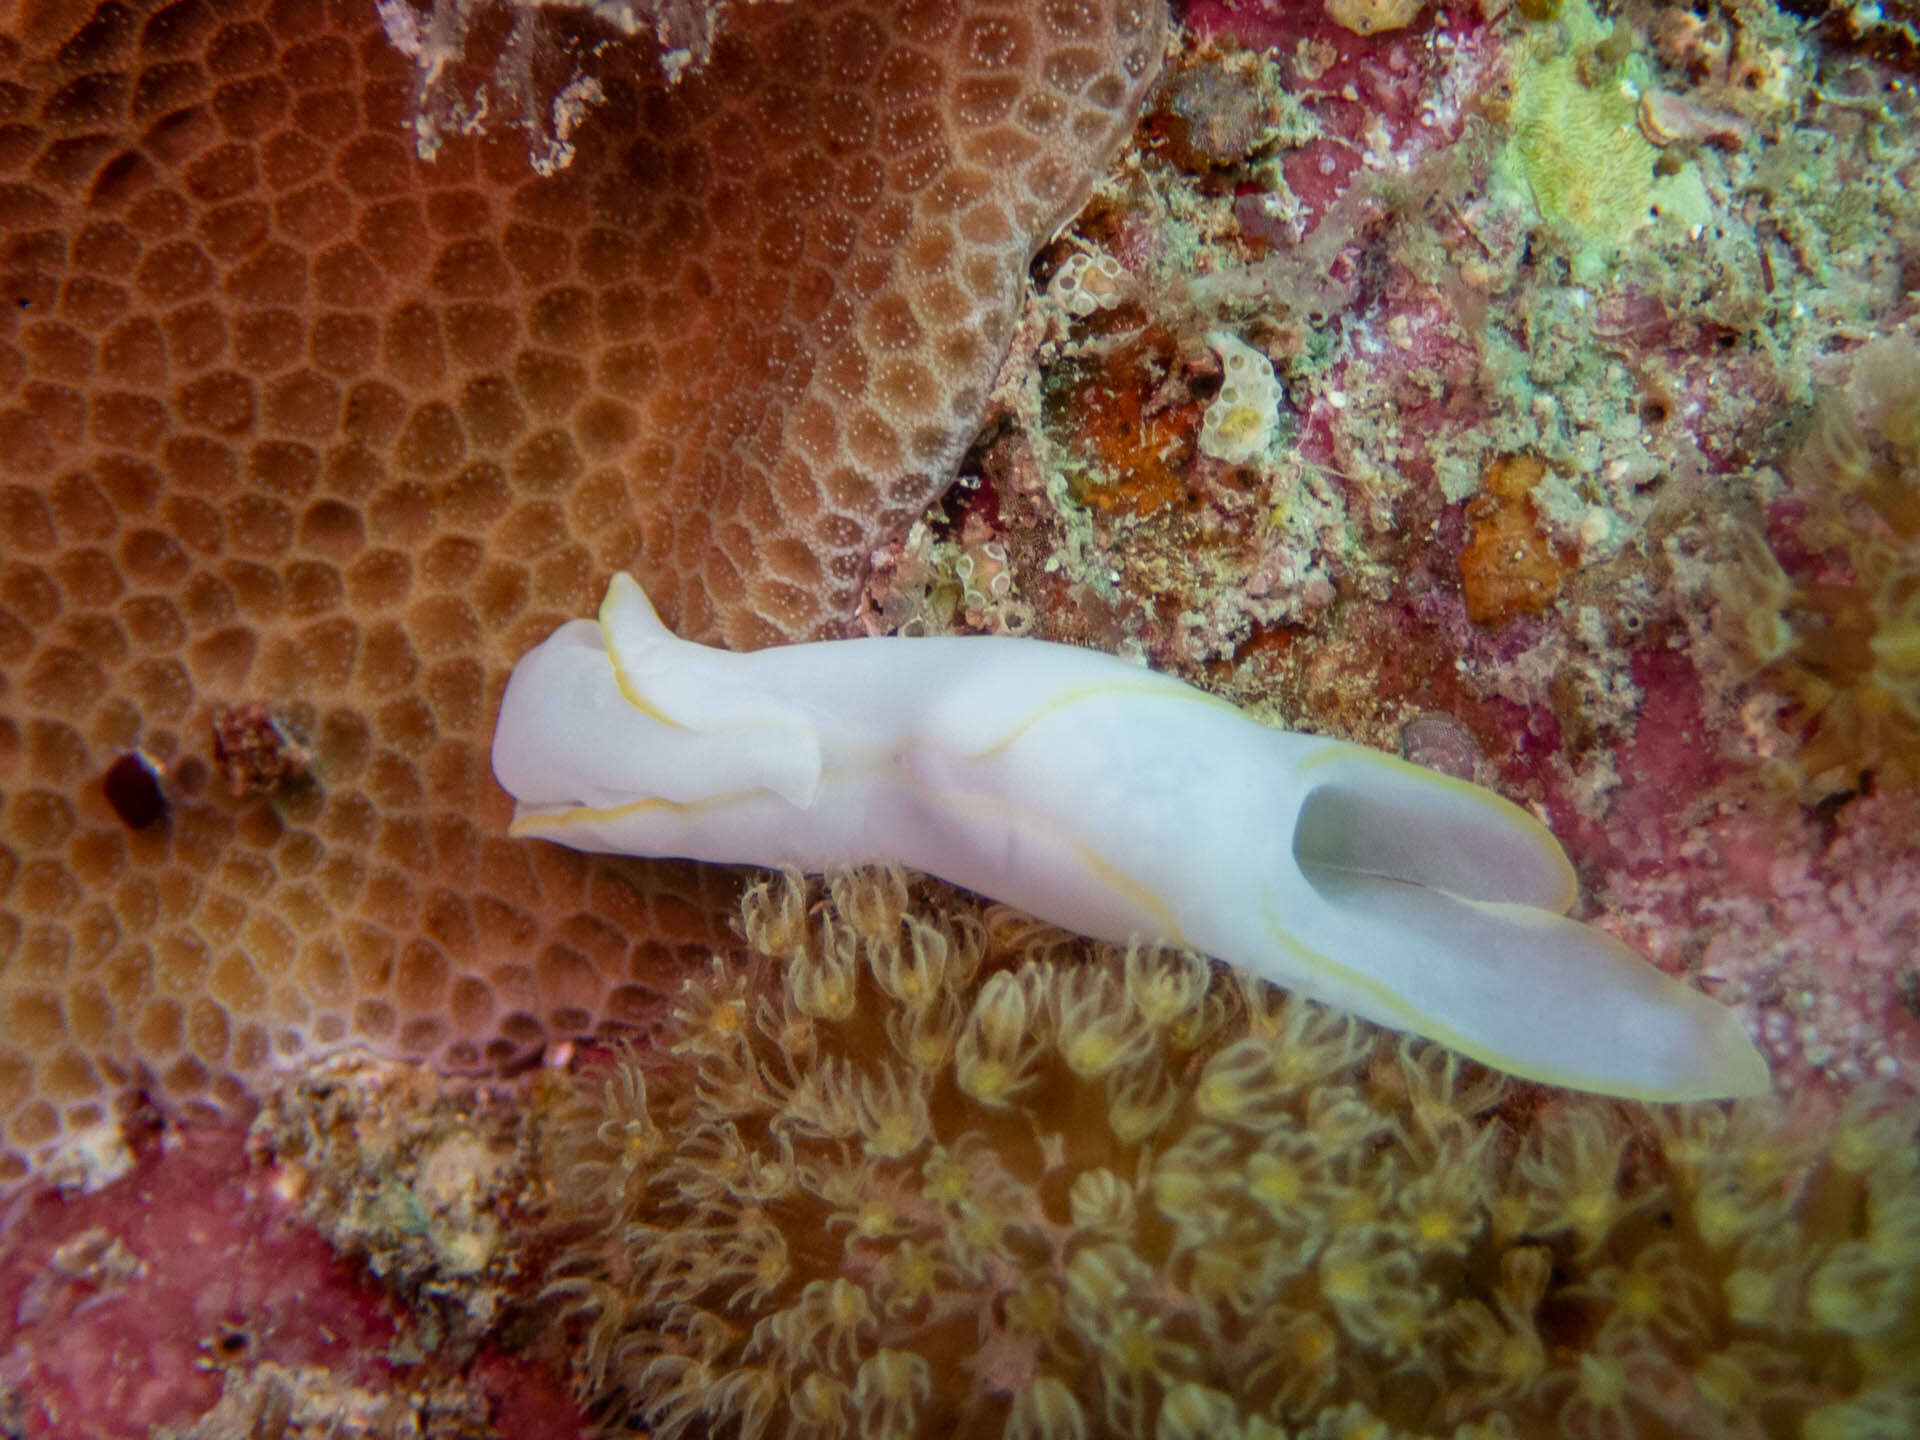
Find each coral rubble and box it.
[868,0,1920,1089]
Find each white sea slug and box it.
[492,573,1770,1102]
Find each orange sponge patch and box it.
[1460,453,1566,627]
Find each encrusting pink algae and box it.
[2,0,1920,1433]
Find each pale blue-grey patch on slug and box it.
[492,573,1771,1102]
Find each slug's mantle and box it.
[493,574,1770,1101]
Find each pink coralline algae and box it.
[1560,651,1920,1092]
[0,1115,584,1438]
[1171,0,1501,240]
[0,1126,398,1438]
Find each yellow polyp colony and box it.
[534,868,1920,1440]
[0,0,1165,1191]
[1716,336,1920,796]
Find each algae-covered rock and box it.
[1499,0,1712,277]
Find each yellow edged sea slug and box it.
[493,572,1771,1101]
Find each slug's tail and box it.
[1270,745,1771,1103]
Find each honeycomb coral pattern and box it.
[0,0,1166,1189]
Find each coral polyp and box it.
[534,869,1919,1440]
[1718,336,1920,796]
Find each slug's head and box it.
[492,574,824,823]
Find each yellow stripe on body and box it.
[964,680,1240,762]
[507,785,769,838]
[890,753,1194,944]
[1068,839,1190,946]
[510,754,1191,948]
[596,585,690,730]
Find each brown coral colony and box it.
[0,0,1165,1187]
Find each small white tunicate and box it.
[1199,333,1280,464]
[1046,251,1127,318]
